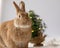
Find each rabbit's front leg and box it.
[0,36,7,48]
[24,44,28,48]
[23,42,29,48]
[5,37,18,48]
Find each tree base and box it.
[34,43,43,46]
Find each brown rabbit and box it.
[0,1,32,48]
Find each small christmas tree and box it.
[28,10,47,46]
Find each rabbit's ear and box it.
[19,1,25,12]
[13,1,20,13]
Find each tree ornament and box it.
[39,28,41,30]
[30,17,32,19]
[32,30,34,32]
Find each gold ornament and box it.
[37,17,40,19]
[37,18,42,21]
[43,27,45,30]
[30,17,32,19]
[39,28,41,30]
[32,30,34,32]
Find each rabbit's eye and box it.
[19,15,20,18]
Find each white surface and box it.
[33,46,60,48]
[0,0,60,47]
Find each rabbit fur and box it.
[0,1,32,48]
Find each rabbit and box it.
[0,1,32,48]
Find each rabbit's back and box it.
[0,20,14,48]
[0,20,13,37]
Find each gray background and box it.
[0,0,60,42]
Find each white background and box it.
[0,0,60,43]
